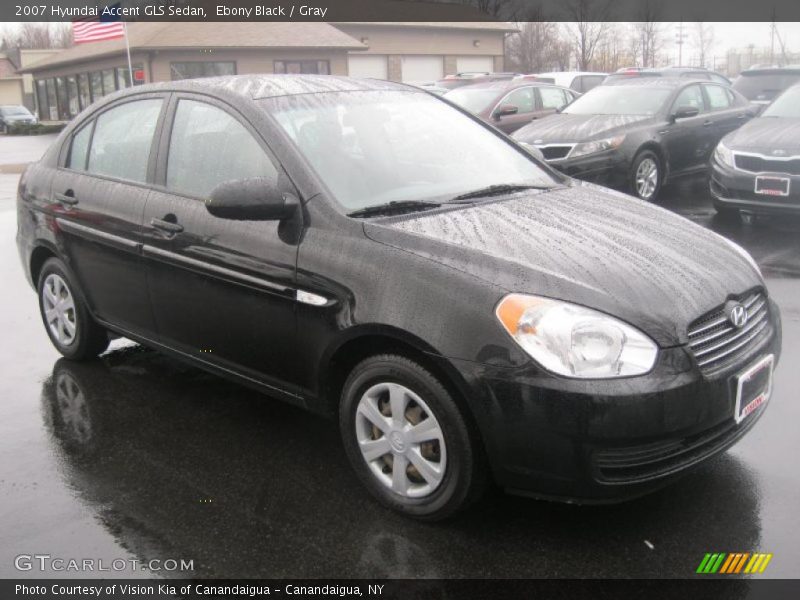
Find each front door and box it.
[492,86,538,134]
[48,95,166,336]
[141,95,301,394]
[664,84,708,174]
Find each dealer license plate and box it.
[755,176,790,196]
[734,355,774,424]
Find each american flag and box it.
[72,3,125,44]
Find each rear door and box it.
[536,86,574,118]
[141,94,301,395]
[48,94,167,336]
[702,83,751,147]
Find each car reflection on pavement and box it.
[42,348,764,579]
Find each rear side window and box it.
[539,86,568,109]
[704,84,732,110]
[87,99,162,183]
[672,84,706,113]
[166,99,278,198]
[67,123,92,171]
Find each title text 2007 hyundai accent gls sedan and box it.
[17,76,781,520]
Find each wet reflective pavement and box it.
[1,174,799,579]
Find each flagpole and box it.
[123,21,133,85]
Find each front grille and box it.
[540,145,573,161]
[594,415,759,484]
[734,154,800,175]
[687,291,769,373]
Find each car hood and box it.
[364,183,761,347]
[512,112,652,144]
[723,117,800,155]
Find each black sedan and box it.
[711,84,800,218]
[512,78,753,201]
[0,104,37,132]
[17,75,780,519]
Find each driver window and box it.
[167,99,278,198]
[672,85,706,114]
[502,87,535,113]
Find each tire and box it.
[37,257,109,360]
[629,150,663,201]
[339,354,486,521]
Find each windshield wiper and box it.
[448,183,553,203]
[347,200,441,218]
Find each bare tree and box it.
[460,0,517,19]
[1,23,72,50]
[506,20,571,73]
[562,0,613,70]
[694,22,715,68]
[632,0,663,68]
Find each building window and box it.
[35,80,48,120]
[66,75,79,118]
[169,61,236,81]
[274,60,330,75]
[77,73,91,110]
[90,72,103,101]
[101,69,116,95]
[55,77,69,121]
[44,79,57,120]
[116,67,131,89]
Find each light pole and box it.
[675,21,688,66]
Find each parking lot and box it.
[0,133,798,579]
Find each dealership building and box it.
[19,21,513,121]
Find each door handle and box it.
[703,120,713,127]
[54,191,78,206]
[737,114,747,119]
[150,217,184,234]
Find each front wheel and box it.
[37,257,109,360]
[629,150,662,201]
[339,355,486,520]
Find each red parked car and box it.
[444,80,579,134]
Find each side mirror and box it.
[672,105,700,121]
[494,104,519,119]
[206,177,298,221]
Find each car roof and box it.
[603,77,701,89]
[741,67,800,76]
[535,71,606,77]
[107,74,410,101]
[451,79,570,92]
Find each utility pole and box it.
[675,21,688,66]
[770,9,777,64]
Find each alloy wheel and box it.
[635,157,659,199]
[355,382,447,499]
[42,273,77,346]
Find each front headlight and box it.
[496,294,658,378]
[570,135,625,159]
[714,141,735,168]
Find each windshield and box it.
[443,87,499,114]
[267,91,557,212]
[733,73,800,101]
[563,86,672,115]
[0,106,31,117]
[762,86,800,117]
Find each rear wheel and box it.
[339,354,486,520]
[629,150,662,201]
[37,258,109,360]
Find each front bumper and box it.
[541,149,628,189]
[710,156,800,215]
[453,299,782,503]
